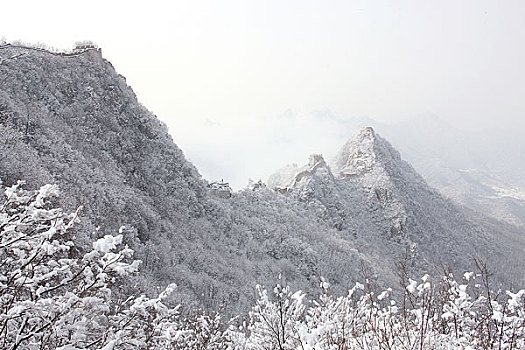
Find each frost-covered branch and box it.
[240,272,524,349]
[0,181,181,349]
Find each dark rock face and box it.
[1,45,523,314]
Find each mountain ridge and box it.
[1,44,523,314]
[269,126,524,287]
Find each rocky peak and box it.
[308,154,326,168]
[329,127,411,238]
[267,154,331,191]
[330,126,407,182]
[293,154,329,186]
[331,127,379,178]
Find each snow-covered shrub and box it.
[169,311,233,349]
[0,180,182,349]
[245,277,306,350]
[238,273,524,349]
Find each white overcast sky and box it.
[2,1,525,188]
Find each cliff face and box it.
[1,45,523,314]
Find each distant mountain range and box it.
[0,43,523,313]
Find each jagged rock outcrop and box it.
[332,127,408,237]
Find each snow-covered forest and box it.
[1,181,523,349]
[1,43,524,348]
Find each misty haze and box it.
[0,1,524,349]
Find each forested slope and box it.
[0,44,522,315]
[0,44,370,312]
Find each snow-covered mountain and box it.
[268,127,525,288]
[265,111,525,229]
[0,43,523,315]
[0,44,371,312]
